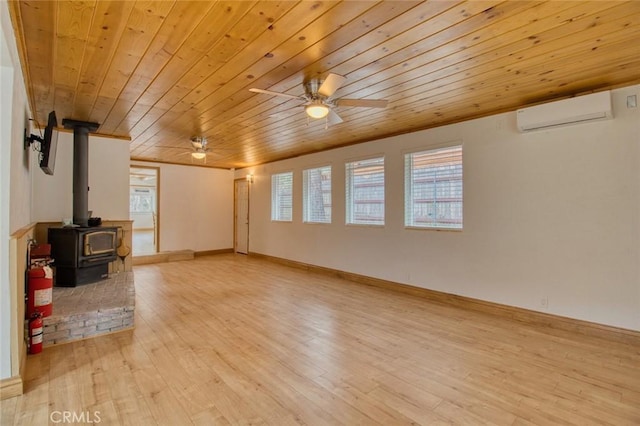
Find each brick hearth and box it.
[43,272,135,346]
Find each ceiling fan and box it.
[152,136,234,165]
[189,136,210,160]
[249,73,389,125]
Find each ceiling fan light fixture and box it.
[191,151,206,160]
[191,136,206,149]
[305,102,329,119]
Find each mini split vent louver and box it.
[516,91,613,132]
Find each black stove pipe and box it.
[62,119,100,227]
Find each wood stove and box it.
[48,227,118,287]
[45,118,115,287]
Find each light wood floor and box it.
[2,254,639,425]
[132,229,156,256]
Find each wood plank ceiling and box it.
[9,1,640,169]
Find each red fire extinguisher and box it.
[28,312,43,354]
[26,266,53,319]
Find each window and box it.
[271,172,293,221]
[129,188,154,213]
[346,157,385,225]
[405,145,463,229]
[303,166,331,223]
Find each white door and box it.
[234,179,249,254]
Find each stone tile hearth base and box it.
[43,272,135,346]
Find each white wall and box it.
[1,0,32,380]
[87,137,130,220]
[131,161,234,252]
[0,0,14,380]
[240,85,640,331]
[31,132,130,222]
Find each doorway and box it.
[234,178,250,254]
[130,166,159,255]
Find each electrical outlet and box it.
[540,297,549,309]
[627,95,637,108]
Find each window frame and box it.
[271,171,294,222]
[345,155,385,227]
[404,144,463,231]
[302,165,332,224]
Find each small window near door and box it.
[271,172,293,222]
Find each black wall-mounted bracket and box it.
[24,128,44,150]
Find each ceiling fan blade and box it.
[249,88,302,101]
[327,109,343,125]
[336,98,389,108]
[318,73,346,97]
[180,150,227,158]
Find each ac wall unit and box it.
[516,90,612,132]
